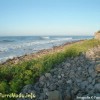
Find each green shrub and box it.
[0,81,8,93]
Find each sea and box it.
[0,36,93,63]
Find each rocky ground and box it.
[18,46,100,100]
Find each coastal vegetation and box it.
[0,39,100,97]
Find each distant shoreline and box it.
[0,40,84,66]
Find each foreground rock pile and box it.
[18,46,100,100]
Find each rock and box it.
[48,90,62,100]
[45,73,52,78]
[49,84,56,91]
[58,75,62,79]
[43,88,49,96]
[88,67,94,74]
[67,80,72,84]
[14,58,20,64]
[78,67,81,71]
[21,84,34,93]
[85,50,95,58]
[39,93,46,100]
[17,45,100,99]
[94,30,100,40]
[73,87,80,94]
[95,60,100,64]
[92,79,95,85]
[69,71,75,78]
[76,79,82,83]
[95,64,100,72]
[95,93,100,96]
[46,81,50,87]
[39,75,45,81]
[65,63,71,67]
[88,90,94,96]
[94,83,100,92]
[80,81,88,89]
[39,81,45,88]
[91,72,97,78]
[58,80,63,85]
[64,96,71,100]
[61,73,64,77]
[88,77,92,83]
[87,84,93,91]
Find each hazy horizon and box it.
[0,34,94,37]
[0,0,100,36]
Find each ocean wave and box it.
[40,36,50,40]
[0,55,15,63]
[0,40,14,43]
[54,37,72,40]
[0,37,73,52]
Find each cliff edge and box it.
[95,30,100,40]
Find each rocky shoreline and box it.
[17,46,100,100]
[0,40,84,66]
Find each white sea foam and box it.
[55,37,72,40]
[0,36,93,62]
[0,55,16,63]
[0,37,73,53]
[41,36,50,40]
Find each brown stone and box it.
[64,96,71,100]
[95,64,100,72]
[94,30,100,40]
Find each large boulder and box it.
[95,30,100,40]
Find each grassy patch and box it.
[0,39,100,95]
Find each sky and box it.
[0,0,100,36]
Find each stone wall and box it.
[95,31,100,40]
